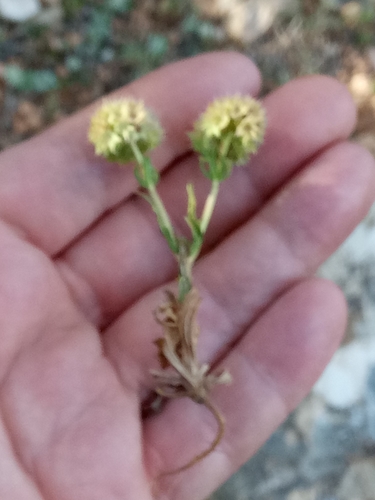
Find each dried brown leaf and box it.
[151,285,232,476]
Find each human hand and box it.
[0,52,373,500]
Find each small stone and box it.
[314,338,375,409]
[225,0,297,43]
[287,487,318,500]
[341,1,362,28]
[195,0,298,43]
[348,72,374,104]
[254,467,297,496]
[300,410,365,483]
[193,0,234,19]
[294,394,326,439]
[0,0,41,21]
[337,459,375,500]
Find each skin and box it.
[0,52,374,500]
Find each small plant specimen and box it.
[88,95,266,474]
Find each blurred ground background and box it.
[1,1,375,499]
[0,0,375,152]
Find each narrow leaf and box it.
[185,183,202,238]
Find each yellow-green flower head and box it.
[190,95,266,180]
[88,98,163,163]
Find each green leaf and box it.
[143,157,160,187]
[186,183,197,220]
[134,164,147,188]
[4,65,59,93]
[185,183,203,257]
[87,8,112,49]
[185,183,201,237]
[160,226,179,254]
[146,34,169,62]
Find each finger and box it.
[0,245,153,499]
[0,419,44,499]
[0,52,260,255]
[144,278,347,499]
[58,77,357,325]
[103,141,375,393]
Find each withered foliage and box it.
[151,287,231,475]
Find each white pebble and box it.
[0,0,41,22]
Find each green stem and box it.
[177,180,220,302]
[129,139,145,166]
[178,245,193,303]
[130,141,178,253]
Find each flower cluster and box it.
[88,98,163,163]
[190,95,266,180]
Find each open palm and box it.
[0,53,374,500]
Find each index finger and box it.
[0,52,261,254]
